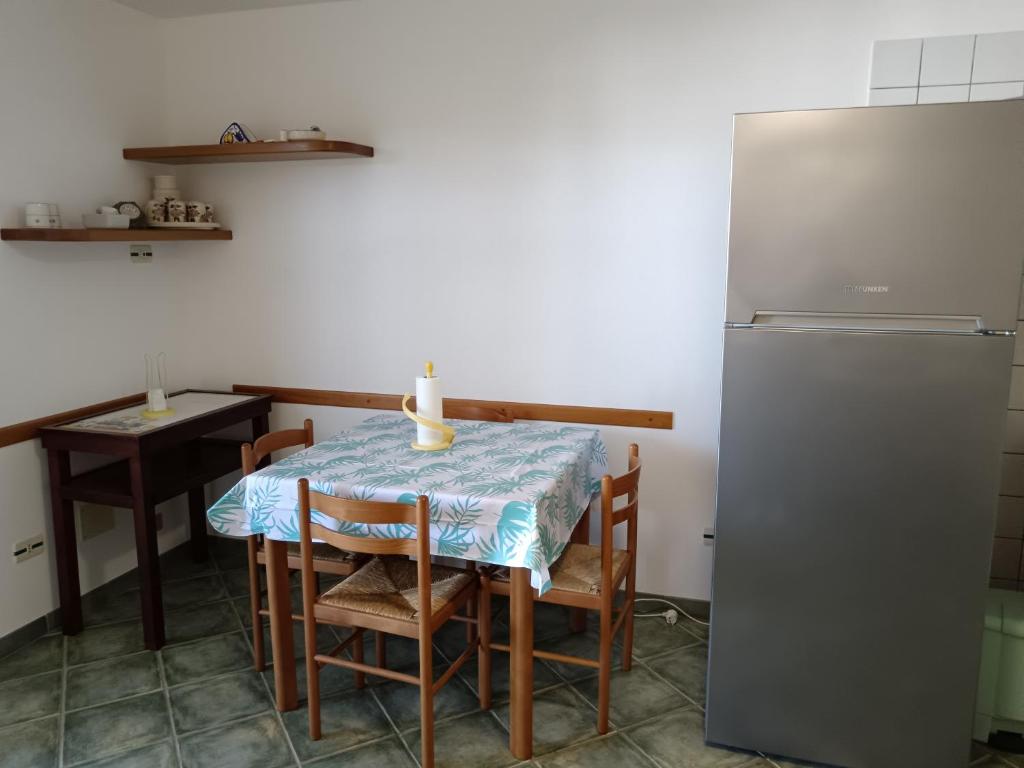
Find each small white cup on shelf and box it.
[25,203,58,228]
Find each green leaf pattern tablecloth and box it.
[207,414,608,593]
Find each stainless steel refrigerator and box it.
[706,101,1024,768]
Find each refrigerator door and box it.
[726,101,1024,330]
[707,327,1012,768]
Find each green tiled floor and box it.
[0,537,1021,767]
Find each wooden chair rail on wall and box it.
[230,384,674,430]
[0,384,673,451]
[0,392,148,450]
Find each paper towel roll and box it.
[416,369,443,447]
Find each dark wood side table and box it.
[39,389,272,649]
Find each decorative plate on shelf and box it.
[147,221,222,230]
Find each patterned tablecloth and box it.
[207,414,609,592]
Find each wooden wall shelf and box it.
[1,228,233,242]
[122,140,374,164]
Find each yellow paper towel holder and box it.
[402,392,455,451]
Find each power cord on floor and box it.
[634,597,710,627]
[635,601,784,765]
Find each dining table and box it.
[206,412,608,759]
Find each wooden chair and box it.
[480,443,641,734]
[241,419,364,671]
[297,480,486,768]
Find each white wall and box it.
[5,0,1024,639]
[158,0,1024,602]
[0,0,190,638]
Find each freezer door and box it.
[726,101,1024,330]
[707,327,1012,768]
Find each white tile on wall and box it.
[973,31,1024,82]
[992,537,1023,579]
[868,87,917,106]
[1003,492,1024,540]
[970,81,1024,101]
[870,38,922,88]
[1010,367,1024,410]
[1001,454,1024,497]
[916,84,970,103]
[997,497,1024,539]
[920,35,975,86]
[1007,411,1024,453]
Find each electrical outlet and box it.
[79,504,116,541]
[13,534,44,563]
[130,244,153,263]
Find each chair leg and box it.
[304,619,321,740]
[353,631,366,689]
[465,592,477,645]
[478,576,492,710]
[597,606,612,734]
[622,574,637,673]
[419,634,434,768]
[246,536,265,671]
[465,562,477,644]
[376,631,387,669]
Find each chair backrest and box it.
[241,418,315,476]
[600,443,641,596]
[442,403,513,422]
[297,479,432,626]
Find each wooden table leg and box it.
[569,506,591,633]
[128,456,164,650]
[188,487,209,562]
[47,450,82,635]
[509,567,534,760]
[265,537,298,711]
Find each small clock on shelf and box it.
[114,201,145,229]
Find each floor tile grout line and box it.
[618,730,676,768]
[226,584,304,768]
[299,730,416,767]
[66,740,181,768]
[369,684,422,767]
[63,647,160,674]
[62,686,166,716]
[155,650,185,768]
[537,730,656,768]
[168,709,272,743]
[57,635,68,768]
[162,662,264,694]
[256,673,303,768]
[58,624,247,679]
[0,711,70,733]
[632,656,705,712]
[72,593,236,635]
[0,665,66,687]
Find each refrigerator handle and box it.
[730,311,997,334]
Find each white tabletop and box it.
[54,392,256,435]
